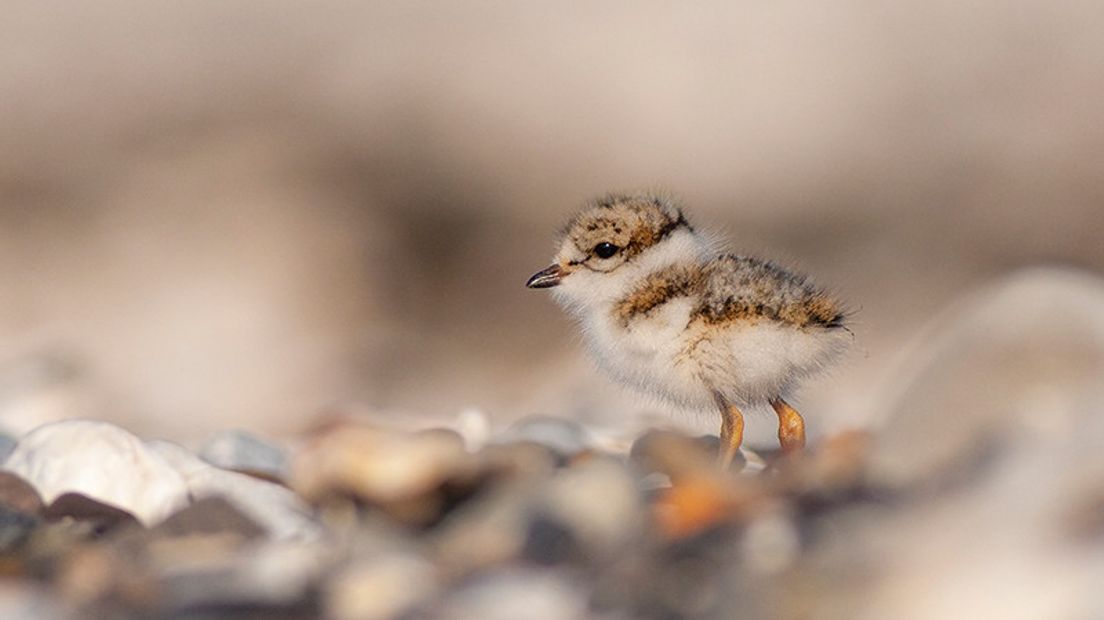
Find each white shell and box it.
[2,419,320,540]
[2,420,189,525]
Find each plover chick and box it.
[526,192,850,467]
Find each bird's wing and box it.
[694,255,846,329]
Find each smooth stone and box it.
[0,507,38,553]
[532,458,643,559]
[291,422,472,508]
[325,552,438,620]
[427,569,586,620]
[496,416,592,458]
[432,480,537,573]
[0,472,44,515]
[522,514,579,565]
[149,440,321,541]
[0,581,62,620]
[43,493,141,532]
[629,429,720,479]
[453,408,491,451]
[478,441,559,480]
[198,429,290,481]
[152,496,265,539]
[0,435,15,464]
[2,421,320,539]
[65,527,336,612]
[2,421,190,526]
[147,539,334,611]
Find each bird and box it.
[526,192,850,467]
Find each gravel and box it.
[0,267,1100,619]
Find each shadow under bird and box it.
[526,192,850,467]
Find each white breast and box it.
[581,296,713,408]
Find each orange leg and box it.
[770,397,806,453]
[713,392,745,468]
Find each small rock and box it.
[149,440,321,541]
[478,441,559,480]
[0,422,319,540]
[65,530,336,614]
[532,457,643,560]
[56,544,140,608]
[432,481,535,573]
[522,515,579,565]
[153,496,265,540]
[453,408,491,451]
[496,416,591,458]
[0,472,44,515]
[2,421,190,526]
[629,430,722,480]
[291,421,473,525]
[741,509,801,575]
[0,507,38,553]
[149,538,334,611]
[325,552,438,620]
[43,493,141,533]
[0,435,16,464]
[0,580,64,620]
[198,429,290,482]
[22,518,106,580]
[427,568,587,620]
[652,478,760,540]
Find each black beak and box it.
[526,264,564,289]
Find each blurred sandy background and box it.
[2,1,1102,442]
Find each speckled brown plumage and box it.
[613,254,846,330]
[692,255,846,329]
[561,193,688,264]
[615,263,704,325]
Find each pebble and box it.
[533,457,643,559]
[152,496,265,539]
[325,552,438,620]
[0,472,44,516]
[0,507,38,553]
[0,435,16,464]
[630,429,737,479]
[198,429,290,481]
[291,421,475,526]
[427,568,587,620]
[432,480,535,573]
[0,421,320,540]
[0,317,1099,620]
[42,493,141,533]
[149,440,321,541]
[0,582,62,620]
[2,420,190,526]
[153,539,335,610]
[496,416,592,458]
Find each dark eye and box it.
[593,242,619,259]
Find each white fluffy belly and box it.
[690,321,850,405]
[582,299,850,409]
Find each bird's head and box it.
[526,192,702,312]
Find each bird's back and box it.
[680,254,850,405]
[693,254,846,330]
